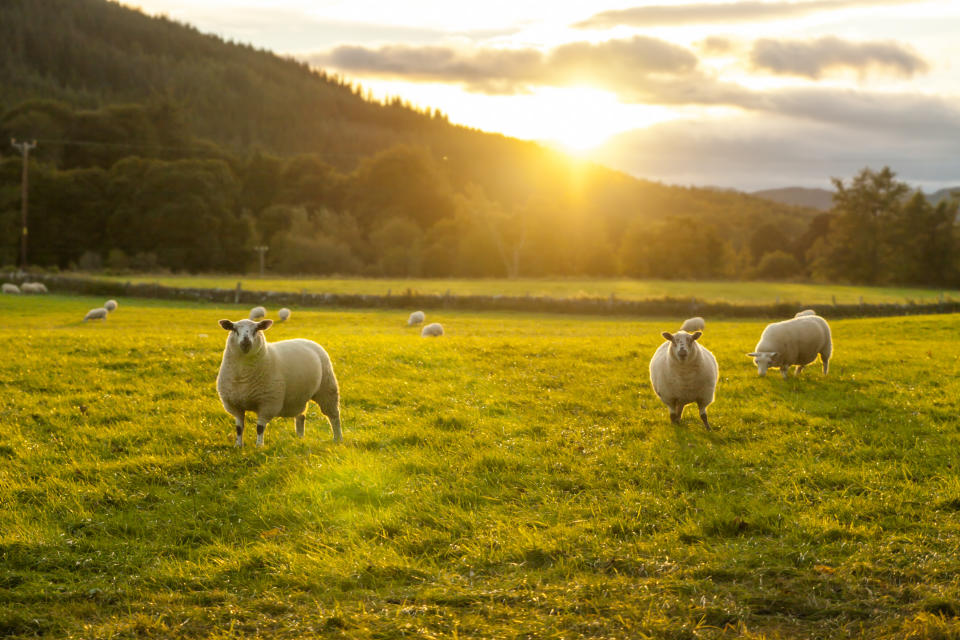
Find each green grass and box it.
[94,273,960,306]
[2,294,960,638]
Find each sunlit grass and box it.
[94,273,960,305]
[2,294,959,638]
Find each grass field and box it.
[95,273,960,306]
[2,294,960,638]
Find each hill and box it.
[751,187,834,211]
[0,0,821,277]
[927,186,960,206]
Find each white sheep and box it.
[794,309,816,317]
[21,282,47,294]
[84,308,108,321]
[2,283,20,294]
[649,330,718,430]
[217,318,341,446]
[747,315,832,378]
[421,322,444,337]
[277,308,291,322]
[680,316,705,332]
[407,310,425,326]
[104,299,118,312]
[249,306,266,320]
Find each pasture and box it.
[95,274,960,306]
[1,294,959,638]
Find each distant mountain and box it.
[928,187,960,206]
[751,187,834,211]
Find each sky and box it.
[121,0,960,191]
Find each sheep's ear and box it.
[746,352,759,357]
[219,319,234,331]
[661,332,674,343]
[257,319,273,332]
[691,331,702,341]
[769,351,778,358]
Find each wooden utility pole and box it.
[254,245,268,276]
[11,139,37,269]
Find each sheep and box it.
[84,308,108,321]
[21,282,47,294]
[649,330,718,430]
[794,309,816,317]
[407,310,425,326]
[680,316,705,332]
[747,315,832,378]
[2,283,20,294]
[421,322,444,337]
[277,308,291,322]
[104,299,118,312]
[216,318,341,447]
[249,306,266,320]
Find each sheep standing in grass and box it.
[681,316,705,332]
[84,308,108,322]
[277,308,291,322]
[250,306,266,320]
[407,310,425,326]
[421,322,444,337]
[2,283,20,294]
[217,318,341,446]
[21,282,47,294]
[748,315,832,378]
[649,330,718,430]
[104,300,118,312]
[795,309,816,317]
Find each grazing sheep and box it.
[680,316,705,332]
[84,308,108,322]
[2,283,20,294]
[249,306,266,320]
[217,318,341,446]
[649,330,718,430]
[421,322,444,337]
[407,310,425,326]
[21,282,47,294]
[748,315,832,378]
[277,308,291,322]
[104,299,118,312]
[794,309,816,317]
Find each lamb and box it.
[249,306,266,320]
[2,283,20,294]
[747,315,832,378]
[216,318,341,446]
[21,282,47,294]
[680,316,705,332]
[794,309,816,317]
[649,330,718,430]
[84,308,108,321]
[421,322,444,337]
[277,308,291,322]
[407,310,425,326]
[104,299,118,312]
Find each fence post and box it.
[235,281,242,304]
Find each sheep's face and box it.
[747,351,778,376]
[219,319,273,354]
[662,331,701,362]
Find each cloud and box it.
[315,36,699,94]
[750,36,929,78]
[574,0,920,29]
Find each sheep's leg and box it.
[235,414,245,447]
[316,387,342,442]
[256,420,267,447]
[697,402,712,431]
[821,346,831,375]
[795,364,805,377]
[295,414,305,438]
[670,401,683,424]
[780,367,790,379]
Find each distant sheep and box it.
[421,322,444,337]
[649,330,718,430]
[84,308,108,322]
[217,318,341,446]
[277,308,291,322]
[680,316,705,332]
[407,310,425,326]
[748,315,832,378]
[794,309,816,317]
[104,300,118,312]
[2,283,20,294]
[21,282,47,294]
[249,306,266,320]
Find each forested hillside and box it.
[1,0,954,285]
